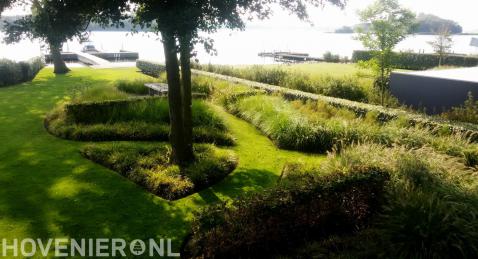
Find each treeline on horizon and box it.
[336,13,464,34]
[0,16,150,32]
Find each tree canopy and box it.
[357,0,415,105]
[415,13,462,34]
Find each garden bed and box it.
[81,143,238,200]
[45,96,235,145]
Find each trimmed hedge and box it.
[183,168,389,258]
[136,60,166,77]
[352,50,478,70]
[136,60,478,140]
[0,57,44,87]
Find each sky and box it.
[3,0,478,32]
[249,0,478,32]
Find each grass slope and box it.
[0,67,323,257]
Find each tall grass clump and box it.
[227,95,336,152]
[81,143,238,200]
[227,94,478,165]
[185,143,478,257]
[315,144,478,258]
[115,78,155,95]
[193,63,370,102]
[72,85,130,103]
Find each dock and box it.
[73,51,111,66]
[258,52,322,63]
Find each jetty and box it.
[44,51,139,65]
[73,51,111,66]
[258,51,322,63]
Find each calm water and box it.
[1,28,478,64]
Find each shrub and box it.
[81,143,238,200]
[323,51,341,63]
[442,92,478,124]
[322,144,478,258]
[115,79,154,95]
[183,166,389,258]
[0,57,44,87]
[136,60,166,77]
[71,85,130,103]
[352,50,478,70]
[45,98,235,145]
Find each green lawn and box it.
[0,67,323,256]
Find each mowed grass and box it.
[0,67,323,256]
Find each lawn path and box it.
[0,68,323,255]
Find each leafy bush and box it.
[183,165,389,258]
[136,60,166,77]
[323,51,341,63]
[442,92,478,124]
[353,50,478,70]
[81,143,238,200]
[0,57,44,87]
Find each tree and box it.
[132,0,346,165]
[0,0,15,15]
[3,0,127,74]
[415,13,462,34]
[428,27,453,67]
[356,0,415,106]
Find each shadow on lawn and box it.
[0,70,190,250]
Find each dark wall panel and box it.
[390,72,478,114]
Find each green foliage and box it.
[193,63,369,102]
[442,92,478,124]
[136,60,166,77]
[322,51,340,62]
[357,0,416,105]
[318,144,478,258]
[45,97,234,145]
[81,143,238,200]
[71,85,130,103]
[0,57,44,87]
[115,79,153,95]
[353,50,478,70]
[226,94,478,166]
[196,63,478,140]
[415,13,462,34]
[184,166,388,258]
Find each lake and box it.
[1,28,478,65]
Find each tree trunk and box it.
[162,31,188,165]
[50,43,70,74]
[179,34,194,162]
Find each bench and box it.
[144,83,169,96]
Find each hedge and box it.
[136,60,166,77]
[183,168,388,258]
[0,57,44,87]
[352,50,478,70]
[136,60,478,140]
